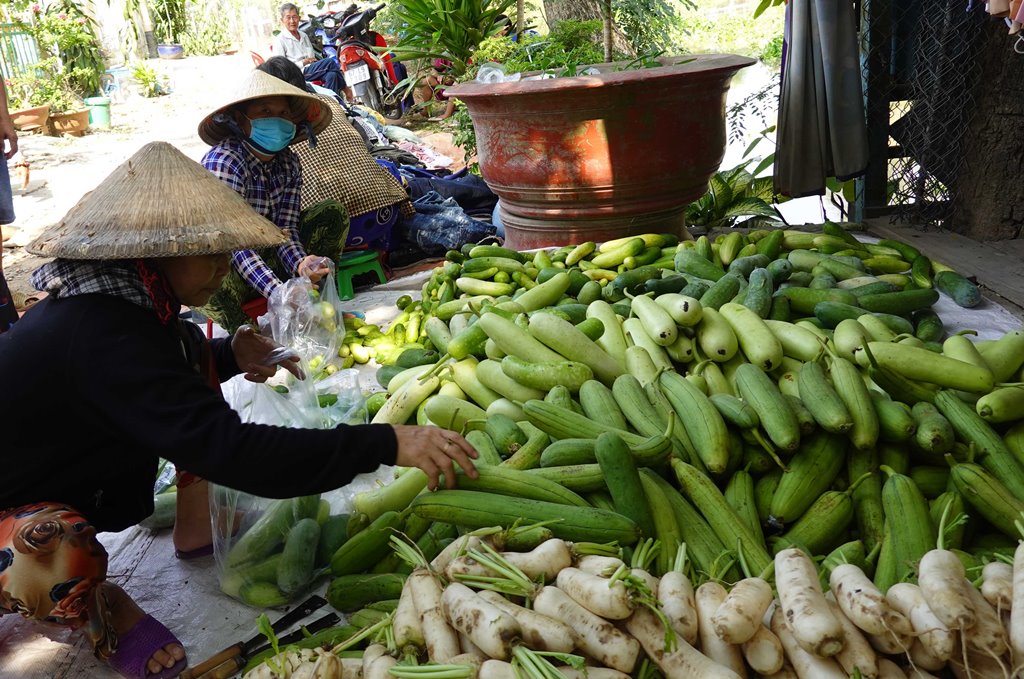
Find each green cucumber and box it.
[277,518,320,595]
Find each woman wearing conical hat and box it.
[199,69,337,331]
[0,143,478,679]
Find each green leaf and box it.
[722,198,781,221]
[708,173,733,208]
[752,153,775,178]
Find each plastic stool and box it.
[336,251,387,300]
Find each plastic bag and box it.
[476,62,521,83]
[263,261,345,377]
[212,370,367,607]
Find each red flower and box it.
[57,13,68,20]
[31,4,41,13]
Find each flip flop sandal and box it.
[174,543,214,560]
[106,614,188,679]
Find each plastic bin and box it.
[84,96,111,130]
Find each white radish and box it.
[757,665,798,679]
[866,628,912,656]
[575,554,626,576]
[441,582,521,660]
[340,656,363,679]
[825,597,878,679]
[624,607,743,679]
[1012,541,1024,670]
[876,658,904,679]
[362,643,388,678]
[981,561,1013,613]
[431,535,482,573]
[555,567,633,620]
[948,646,1012,679]
[632,567,659,597]
[769,608,847,679]
[478,659,517,679]
[477,589,575,653]
[457,631,486,659]
[904,669,942,679]
[555,667,632,679]
[909,639,947,672]
[658,570,699,646]
[740,624,784,675]
[696,581,748,677]
[447,539,573,583]
[408,569,461,662]
[963,580,1009,657]
[311,652,343,679]
[713,577,774,644]
[365,653,397,679]
[394,581,424,652]
[448,653,484,672]
[830,563,914,637]
[886,582,954,662]
[533,585,640,673]
[918,549,977,630]
[774,548,844,657]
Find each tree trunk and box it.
[542,0,635,56]
[602,0,612,62]
[950,27,1024,240]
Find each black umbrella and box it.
[774,0,870,198]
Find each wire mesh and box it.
[863,0,988,227]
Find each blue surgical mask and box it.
[245,116,296,153]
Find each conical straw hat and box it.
[27,142,288,259]
[198,69,332,146]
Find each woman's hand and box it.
[297,255,331,283]
[231,326,305,382]
[392,426,479,491]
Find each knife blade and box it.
[197,612,343,679]
[179,594,328,679]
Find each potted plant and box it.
[153,0,187,58]
[8,61,86,136]
[4,79,50,132]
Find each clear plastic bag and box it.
[263,261,344,372]
[213,379,356,606]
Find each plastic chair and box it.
[250,51,266,66]
[335,250,387,300]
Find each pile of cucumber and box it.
[354,225,1024,588]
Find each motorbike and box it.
[334,3,404,119]
[299,11,345,63]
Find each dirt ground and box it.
[1,53,463,310]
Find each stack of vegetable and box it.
[226,224,1024,676]
[242,532,1024,678]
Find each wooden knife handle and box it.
[178,645,241,679]
[198,655,245,679]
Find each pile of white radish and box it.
[244,537,1023,679]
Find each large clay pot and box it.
[446,54,755,249]
[9,105,50,132]
[48,109,90,137]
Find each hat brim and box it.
[26,142,289,259]
[198,75,333,146]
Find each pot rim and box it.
[447,53,756,98]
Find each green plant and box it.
[685,160,782,229]
[614,0,694,55]
[181,2,230,56]
[7,57,81,113]
[152,0,188,44]
[449,100,478,171]
[16,1,105,98]
[131,62,168,98]
[387,0,516,77]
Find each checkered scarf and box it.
[31,259,180,324]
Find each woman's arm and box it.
[275,152,308,277]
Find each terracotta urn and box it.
[446,54,755,249]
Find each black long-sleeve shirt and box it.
[0,294,397,532]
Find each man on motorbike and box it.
[273,2,356,102]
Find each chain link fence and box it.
[863,0,988,227]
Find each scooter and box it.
[300,12,343,64]
[335,3,404,118]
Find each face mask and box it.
[246,116,296,153]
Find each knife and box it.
[197,612,342,679]
[179,594,327,679]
